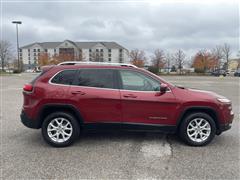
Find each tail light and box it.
[23,84,33,92]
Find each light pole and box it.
[12,21,22,72]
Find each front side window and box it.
[119,70,160,91]
[51,70,77,85]
[75,69,115,89]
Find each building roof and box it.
[20,40,126,50]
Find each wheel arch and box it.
[176,106,220,133]
[37,103,84,128]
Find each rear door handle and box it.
[71,91,86,95]
[123,94,137,98]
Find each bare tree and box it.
[236,50,240,59]
[174,49,186,74]
[222,43,231,70]
[0,40,12,71]
[151,49,165,73]
[211,45,223,69]
[165,52,173,74]
[130,49,146,67]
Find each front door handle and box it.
[71,91,86,95]
[123,94,137,98]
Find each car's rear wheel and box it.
[42,112,80,147]
[179,112,216,146]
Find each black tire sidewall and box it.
[180,112,216,146]
[42,112,80,147]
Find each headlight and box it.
[217,98,231,103]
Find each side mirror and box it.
[160,83,168,93]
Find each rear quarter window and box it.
[50,70,77,85]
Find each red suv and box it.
[21,62,234,147]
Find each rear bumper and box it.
[20,111,40,129]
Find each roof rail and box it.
[57,61,137,68]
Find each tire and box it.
[179,112,216,146]
[42,112,80,147]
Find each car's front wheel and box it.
[179,112,216,146]
[42,112,80,147]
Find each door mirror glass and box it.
[160,83,168,93]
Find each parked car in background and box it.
[34,66,42,73]
[211,69,226,77]
[228,70,236,76]
[21,62,234,147]
[234,69,240,77]
[25,69,34,73]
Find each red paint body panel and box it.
[21,64,234,132]
[120,90,178,125]
[69,86,122,123]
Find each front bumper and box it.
[216,123,232,135]
[20,111,40,129]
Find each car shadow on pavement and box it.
[24,130,183,148]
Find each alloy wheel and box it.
[187,118,211,143]
[47,117,73,143]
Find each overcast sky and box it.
[2,0,239,59]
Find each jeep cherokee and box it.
[21,62,234,147]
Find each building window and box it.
[28,49,30,52]
[89,49,92,52]
[108,58,111,62]
[54,49,56,52]
[108,53,111,57]
[19,49,22,52]
[44,49,48,52]
[34,53,36,56]
[59,48,74,57]
[33,49,36,52]
[28,60,31,65]
[28,57,30,60]
[96,49,99,52]
[100,49,103,52]
[119,49,123,52]
[89,58,92,61]
[28,53,30,56]
[108,49,111,53]
[38,49,40,52]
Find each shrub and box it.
[148,66,159,74]
[194,68,205,73]
[13,69,21,73]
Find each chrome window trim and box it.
[48,68,172,93]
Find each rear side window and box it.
[74,69,115,89]
[51,70,77,85]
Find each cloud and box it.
[2,1,239,58]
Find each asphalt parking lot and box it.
[1,73,239,179]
